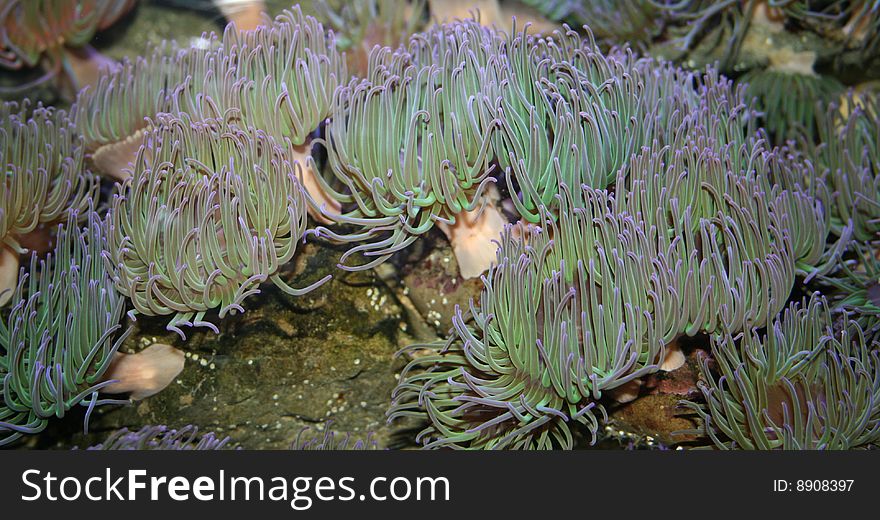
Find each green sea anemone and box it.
[682,295,880,449]
[389,185,679,449]
[75,5,345,192]
[775,0,880,58]
[648,0,761,70]
[84,424,232,450]
[218,6,345,149]
[764,144,844,280]
[0,0,136,94]
[516,0,663,46]
[0,208,131,446]
[494,26,650,222]
[619,138,798,337]
[810,91,880,242]
[315,25,502,273]
[739,64,844,144]
[1,100,96,304]
[73,41,226,179]
[291,422,380,450]
[315,0,427,76]
[818,240,880,330]
[104,114,329,339]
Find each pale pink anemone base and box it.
[437,186,508,279]
[90,128,146,183]
[428,0,557,34]
[214,0,268,31]
[101,343,185,401]
[0,245,18,307]
[291,143,341,225]
[64,44,121,93]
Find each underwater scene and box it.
[0,0,879,451]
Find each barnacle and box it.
[682,295,880,449]
[104,114,329,339]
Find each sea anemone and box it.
[75,7,345,216]
[516,0,663,46]
[648,0,763,70]
[776,0,880,58]
[810,91,880,242]
[315,23,503,276]
[104,114,330,339]
[494,26,768,228]
[0,208,132,446]
[213,0,267,32]
[84,424,231,450]
[818,240,880,330]
[315,0,427,77]
[291,421,380,450]
[388,185,678,449]
[682,295,880,449]
[0,0,136,94]
[739,49,844,144]
[73,40,228,180]
[763,144,844,280]
[494,26,650,223]
[618,138,798,337]
[1,100,96,305]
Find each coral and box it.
[83,424,231,450]
[682,295,880,449]
[1,100,96,304]
[104,114,330,338]
[0,208,131,447]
